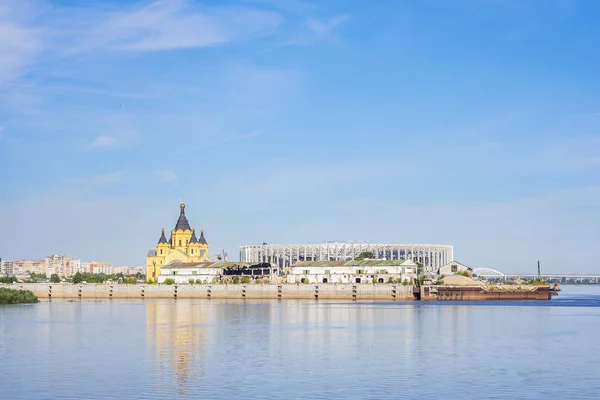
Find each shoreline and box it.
[1,283,555,301]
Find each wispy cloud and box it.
[200,129,264,149]
[61,0,283,53]
[153,169,178,183]
[0,1,41,86]
[287,14,350,45]
[85,171,122,186]
[90,135,118,148]
[530,136,600,172]
[68,171,123,194]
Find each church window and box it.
[191,249,194,254]
[160,249,163,255]
[179,240,182,247]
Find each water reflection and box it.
[146,301,211,397]
[0,289,591,399]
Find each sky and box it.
[0,0,599,273]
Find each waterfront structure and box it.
[438,261,471,276]
[241,243,453,272]
[287,259,418,284]
[158,261,279,284]
[159,262,222,284]
[146,203,210,282]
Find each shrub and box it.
[189,279,195,284]
[232,276,240,284]
[164,278,175,285]
[240,276,251,284]
[0,288,39,304]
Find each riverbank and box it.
[2,283,415,300]
[1,283,556,301]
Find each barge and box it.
[417,284,557,301]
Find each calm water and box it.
[1,286,600,399]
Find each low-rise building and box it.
[158,261,279,284]
[158,262,223,284]
[286,259,418,284]
[438,261,471,276]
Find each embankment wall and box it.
[1,283,415,301]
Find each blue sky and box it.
[0,0,599,272]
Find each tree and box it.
[72,272,84,284]
[355,251,375,260]
[50,274,61,283]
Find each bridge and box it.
[472,268,600,283]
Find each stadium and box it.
[240,242,454,272]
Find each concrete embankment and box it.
[1,283,415,301]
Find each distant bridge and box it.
[473,268,600,283]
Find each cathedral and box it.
[146,202,210,282]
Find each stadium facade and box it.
[240,243,453,272]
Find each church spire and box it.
[158,228,168,244]
[189,229,198,244]
[174,202,191,231]
[199,229,208,245]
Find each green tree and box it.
[50,274,61,283]
[72,272,84,284]
[0,276,17,284]
[355,251,375,260]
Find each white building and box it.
[286,259,418,284]
[241,242,453,272]
[45,255,73,277]
[438,261,472,276]
[1,260,15,276]
[158,262,222,284]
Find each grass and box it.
[0,287,39,304]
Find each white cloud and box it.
[91,135,118,148]
[83,171,123,187]
[200,129,264,149]
[0,1,41,86]
[153,169,178,183]
[63,1,283,53]
[528,136,600,172]
[288,14,350,45]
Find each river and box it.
[1,285,599,399]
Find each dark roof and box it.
[174,203,191,231]
[147,250,156,257]
[158,228,168,244]
[199,229,207,245]
[189,229,198,244]
[162,261,271,269]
